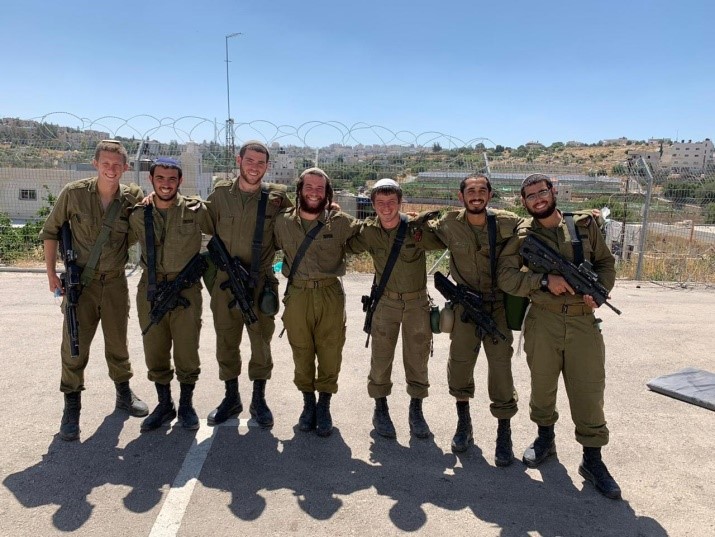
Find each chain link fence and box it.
[1,114,713,284]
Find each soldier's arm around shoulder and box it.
[497,222,541,297]
[184,196,215,236]
[126,203,146,247]
[410,210,445,250]
[333,210,361,243]
[265,183,293,210]
[345,217,375,254]
[494,209,523,243]
[122,183,144,207]
[427,209,456,246]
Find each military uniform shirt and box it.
[207,180,291,273]
[427,208,521,294]
[498,211,616,305]
[128,194,214,276]
[274,208,360,280]
[347,211,444,293]
[39,177,143,272]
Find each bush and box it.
[705,203,715,224]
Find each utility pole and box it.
[225,32,242,173]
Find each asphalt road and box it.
[0,272,713,536]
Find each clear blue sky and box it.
[1,0,712,148]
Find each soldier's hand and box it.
[48,273,62,294]
[548,275,575,296]
[583,294,599,309]
[141,192,156,206]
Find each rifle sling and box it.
[248,186,269,289]
[144,205,157,302]
[284,219,325,296]
[563,213,584,266]
[80,187,125,286]
[370,214,409,309]
[486,212,498,293]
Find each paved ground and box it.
[0,272,713,536]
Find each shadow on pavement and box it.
[3,410,197,532]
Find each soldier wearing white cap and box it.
[347,178,443,439]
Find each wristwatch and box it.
[540,274,549,291]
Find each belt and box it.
[383,289,428,301]
[91,269,125,281]
[290,277,338,289]
[534,302,593,316]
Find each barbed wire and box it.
[1,114,714,284]
[22,112,500,150]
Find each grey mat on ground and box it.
[647,367,715,411]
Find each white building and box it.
[661,139,714,173]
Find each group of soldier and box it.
[40,139,621,501]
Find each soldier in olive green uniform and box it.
[273,167,360,437]
[206,141,292,428]
[499,173,621,500]
[40,140,149,442]
[426,174,521,466]
[346,178,444,440]
[128,158,215,432]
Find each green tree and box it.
[432,142,442,152]
[611,163,627,175]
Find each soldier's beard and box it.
[527,198,557,219]
[464,203,487,215]
[299,192,328,215]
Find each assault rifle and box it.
[59,222,82,358]
[207,235,258,325]
[142,253,209,335]
[519,234,622,315]
[361,283,379,347]
[433,271,507,344]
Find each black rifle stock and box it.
[361,284,378,347]
[433,271,507,344]
[59,222,81,358]
[141,253,208,335]
[207,235,258,325]
[519,234,622,315]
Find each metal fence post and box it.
[635,157,654,280]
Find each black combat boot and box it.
[178,383,199,430]
[522,425,556,468]
[249,379,274,429]
[115,381,149,417]
[495,418,514,467]
[579,447,622,500]
[59,392,81,441]
[451,401,473,452]
[141,383,176,432]
[373,397,397,438]
[408,398,430,439]
[207,378,242,426]
[298,392,317,432]
[316,392,333,437]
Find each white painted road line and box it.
[148,418,254,536]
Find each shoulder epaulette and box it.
[265,182,288,194]
[571,212,593,227]
[67,178,92,190]
[213,178,234,189]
